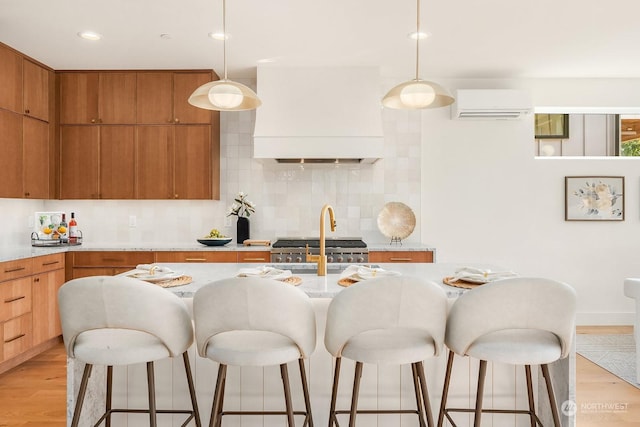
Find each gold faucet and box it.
[306,204,336,276]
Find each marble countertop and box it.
[0,242,436,263]
[121,262,494,299]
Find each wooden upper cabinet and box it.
[0,46,23,114]
[173,72,214,124]
[0,110,23,198]
[22,117,50,199]
[99,73,136,124]
[60,126,100,199]
[136,125,173,199]
[100,126,135,199]
[22,60,50,122]
[59,72,136,124]
[59,73,99,124]
[136,73,173,124]
[174,125,212,199]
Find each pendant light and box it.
[189,0,261,111]
[382,0,454,109]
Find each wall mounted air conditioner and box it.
[452,89,532,120]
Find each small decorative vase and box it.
[237,216,250,244]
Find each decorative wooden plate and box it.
[377,202,416,239]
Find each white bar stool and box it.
[623,278,640,383]
[324,276,448,427]
[58,276,201,427]
[437,277,576,427]
[193,277,316,427]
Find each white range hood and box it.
[253,66,384,164]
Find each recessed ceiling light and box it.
[78,31,102,41]
[408,31,430,40]
[208,32,229,40]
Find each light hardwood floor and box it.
[0,328,638,426]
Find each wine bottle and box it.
[69,212,78,244]
[59,213,68,243]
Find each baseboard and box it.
[577,312,635,326]
[0,336,63,375]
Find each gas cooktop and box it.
[271,237,367,249]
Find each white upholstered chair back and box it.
[325,276,447,358]
[58,276,193,359]
[445,277,576,359]
[193,277,316,359]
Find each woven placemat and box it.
[152,275,193,288]
[442,276,484,289]
[337,277,359,287]
[280,276,302,286]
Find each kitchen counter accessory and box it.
[31,231,83,247]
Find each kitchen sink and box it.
[267,263,379,275]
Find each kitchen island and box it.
[66,262,574,427]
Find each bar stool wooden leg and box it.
[182,352,202,427]
[71,363,93,427]
[348,362,363,427]
[416,361,434,427]
[541,364,561,427]
[437,351,454,427]
[525,365,537,427]
[299,358,314,427]
[210,364,227,427]
[411,363,427,427]
[106,365,113,427]
[474,360,487,427]
[328,357,341,427]
[147,361,157,427]
[280,363,295,427]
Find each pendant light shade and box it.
[382,0,453,110]
[188,0,261,111]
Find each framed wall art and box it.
[565,176,624,221]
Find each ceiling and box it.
[2,0,640,80]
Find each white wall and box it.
[422,78,640,325]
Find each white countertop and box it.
[121,262,497,299]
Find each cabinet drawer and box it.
[3,313,32,361]
[0,277,32,322]
[368,251,434,263]
[72,251,155,267]
[155,251,237,263]
[32,253,64,274]
[237,251,270,263]
[0,258,33,282]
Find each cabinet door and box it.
[99,72,136,124]
[0,46,22,114]
[173,72,214,124]
[368,250,434,263]
[136,73,173,124]
[2,313,32,361]
[23,117,50,199]
[237,251,271,263]
[59,73,99,124]
[136,126,173,199]
[0,277,32,322]
[155,251,237,263]
[60,126,100,199]
[22,60,50,122]
[174,125,211,199]
[31,268,64,345]
[100,126,135,199]
[0,109,23,198]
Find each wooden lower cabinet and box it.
[237,251,271,263]
[368,250,434,263]
[155,251,237,263]
[31,268,64,345]
[67,251,155,279]
[2,314,32,361]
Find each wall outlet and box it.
[224,216,232,227]
[27,215,34,229]
[129,215,137,227]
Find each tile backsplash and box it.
[2,79,422,248]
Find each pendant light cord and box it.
[415,0,420,81]
[222,0,228,80]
